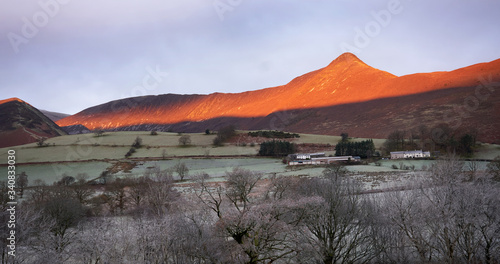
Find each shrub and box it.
[248,130,300,139]
[178,135,191,146]
[125,147,136,158]
[213,136,223,147]
[132,136,143,148]
[93,128,105,137]
[36,137,49,147]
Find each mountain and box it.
[0,98,67,148]
[40,110,70,122]
[62,124,91,135]
[56,53,500,143]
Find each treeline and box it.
[335,139,375,158]
[383,124,478,156]
[248,130,300,139]
[258,140,297,157]
[2,158,500,263]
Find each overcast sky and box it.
[1,0,499,115]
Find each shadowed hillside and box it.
[0,98,67,148]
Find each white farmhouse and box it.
[390,150,431,159]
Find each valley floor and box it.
[0,131,497,189]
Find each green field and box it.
[0,131,361,164]
[0,131,498,185]
[0,131,258,163]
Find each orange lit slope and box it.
[56,53,500,131]
[0,97,26,105]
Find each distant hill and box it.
[61,124,91,135]
[40,110,70,122]
[0,98,67,148]
[56,53,500,143]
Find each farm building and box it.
[293,153,325,160]
[390,150,431,159]
[288,153,360,166]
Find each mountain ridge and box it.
[54,53,500,142]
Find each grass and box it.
[474,143,500,160]
[119,158,287,179]
[0,161,110,185]
[1,131,499,161]
[0,132,222,163]
[1,131,499,164]
[0,131,499,185]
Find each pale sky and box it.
[1,0,499,114]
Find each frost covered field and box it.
[1,130,500,264]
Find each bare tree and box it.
[266,174,297,200]
[297,166,377,263]
[381,185,434,263]
[340,132,349,142]
[219,200,305,264]
[384,130,407,152]
[225,167,262,211]
[128,176,149,210]
[73,217,114,263]
[28,181,52,204]
[161,149,167,159]
[194,173,224,218]
[0,181,9,211]
[476,185,500,263]
[178,134,191,146]
[487,156,500,181]
[1,201,60,264]
[386,155,500,263]
[194,169,316,263]
[16,171,28,198]
[466,160,479,181]
[145,170,180,217]
[23,190,86,262]
[103,178,130,214]
[69,174,93,205]
[168,210,236,263]
[174,162,189,181]
[428,154,465,184]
